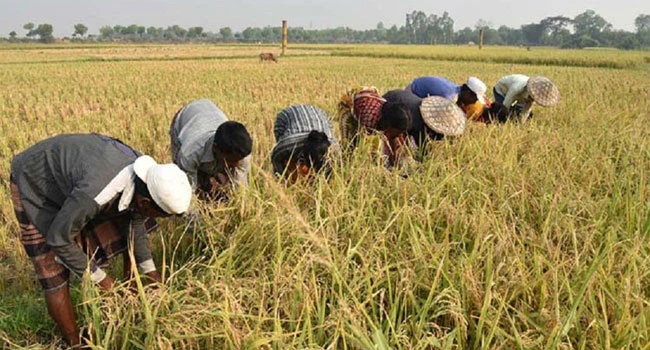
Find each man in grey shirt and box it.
[170,99,253,200]
[9,133,192,347]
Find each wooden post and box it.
[281,20,288,56]
[479,28,484,50]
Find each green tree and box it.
[187,26,204,38]
[521,23,545,45]
[497,26,523,45]
[113,25,125,35]
[23,22,35,37]
[635,14,650,45]
[613,31,640,50]
[33,24,55,43]
[636,14,650,32]
[170,25,187,38]
[99,26,114,38]
[146,26,161,38]
[9,31,17,39]
[541,16,573,36]
[562,34,599,49]
[539,16,573,46]
[220,27,233,40]
[573,10,611,43]
[73,23,88,37]
[242,27,262,41]
[122,24,139,35]
[454,27,474,44]
[375,22,387,42]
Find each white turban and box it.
[133,156,192,214]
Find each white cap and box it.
[133,156,192,215]
[466,77,488,105]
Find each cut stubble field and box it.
[0,44,649,349]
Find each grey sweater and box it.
[11,133,154,278]
[170,99,250,187]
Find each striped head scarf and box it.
[271,105,338,174]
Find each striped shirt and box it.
[170,99,251,187]
[271,105,337,174]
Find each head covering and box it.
[527,76,560,107]
[353,89,386,129]
[462,101,485,122]
[133,156,192,215]
[271,105,338,174]
[466,77,488,105]
[419,96,467,136]
[408,76,459,100]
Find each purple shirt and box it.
[408,76,460,101]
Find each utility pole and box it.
[281,20,288,56]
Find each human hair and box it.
[300,130,331,173]
[460,84,473,94]
[134,175,166,213]
[213,121,253,159]
[377,102,412,132]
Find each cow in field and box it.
[259,52,278,63]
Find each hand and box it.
[97,275,115,291]
[208,176,222,195]
[205,175,230,203]
[214,173,229,186]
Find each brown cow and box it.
[259,52,278,63]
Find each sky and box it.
[1,0,648,37]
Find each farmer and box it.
[383,89,467,151]
[9,133,192,347]
[492,74,560,121]
[337,87,412,167]
[407,76,491,121]
[170,99,253,201]
[271,104,338,182]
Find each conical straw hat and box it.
[419,96,467,136]
[527,76,560,107]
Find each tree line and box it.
[4,10,650,50]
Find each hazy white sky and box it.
[1,0,648,37]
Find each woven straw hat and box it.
[419,96,467,136]
[527,76,560,107]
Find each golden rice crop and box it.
[0,44,649,349]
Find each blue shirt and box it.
[409,76,460,101]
